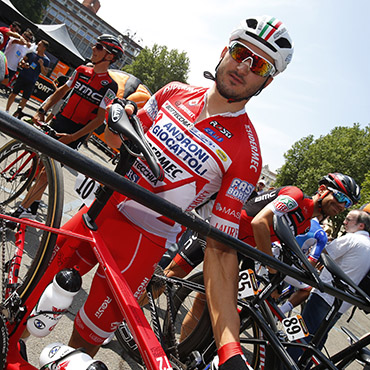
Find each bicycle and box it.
[1,108,369,370]
[116,216,370,370]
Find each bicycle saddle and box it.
[108,100,164,181]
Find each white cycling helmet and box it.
[229,15,294,76]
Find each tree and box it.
[123,44,190,93]
[275,124,370,236]
[11,0,49,23]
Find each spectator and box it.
[4,28,34,81]
[256,179,266,195]
[0,21,22,51]
[5,40,50,117]
[297,209,370,351]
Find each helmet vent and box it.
[275,37,292,49]
[246,18,258,29]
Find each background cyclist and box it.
[4,35,122,226]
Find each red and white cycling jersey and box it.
[114,82,262,243]
[61,65,118,125]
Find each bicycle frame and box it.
[2,213,173,370]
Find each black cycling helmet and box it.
[97,34,124,61]
[319,173,361,204]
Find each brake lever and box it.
[273,215,325,292]
[108,101,164,181]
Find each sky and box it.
[94,0,370,173]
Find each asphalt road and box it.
[0,92,369,369]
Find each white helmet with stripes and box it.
[230,15,294,76]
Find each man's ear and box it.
[318,184,328,194]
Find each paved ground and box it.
[0,93,369,369]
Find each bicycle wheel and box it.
[0,140,38,206]
[0,147,64,306]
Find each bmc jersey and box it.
[238,186,315,246]
[61,65,118,125]
[114,82,262,244]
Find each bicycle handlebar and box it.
[273,215,325,292]
[107,100,164,181]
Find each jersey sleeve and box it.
[138,82,192,132]
[266,187,304,216]
[308,228,328,262]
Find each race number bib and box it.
[238,269,258,299]
[74,173,100,207]
[282,314,309,341]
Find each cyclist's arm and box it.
[251,207,276,273]
[59,107,106,145]
[34,84,71,121]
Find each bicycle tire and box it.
[0,148,64,305]
[0,140,38,205]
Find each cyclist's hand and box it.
[55,133,74,145]
[33,112,45,123]
[271,290,281,300]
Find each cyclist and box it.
[4,35,122,226]
[164,173,360,365]
[166,174,359,278]
[55,15,294,366]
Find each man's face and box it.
[343,211,361,233]
[320,187,346,217]
[215,40,274,101]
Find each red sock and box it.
[218,342,243,366]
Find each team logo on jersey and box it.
[273,195,298,213]
[204,127,224,142]
[104,89,116,106]
[209,120,233,139]
[216,149,228,162]
[226,178,254,203]
[165,103,192,127]
[101,80,109,86]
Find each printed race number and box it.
[282,314,309,341]
[74,173,100,207]
[238,269,258,299]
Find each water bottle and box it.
[39,343,108,369]
[27,268,82,337]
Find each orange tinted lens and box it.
[229,42,273,77]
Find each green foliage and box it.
[123,44,190,93]
[275,124,370,236]
[11,0,49,23]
